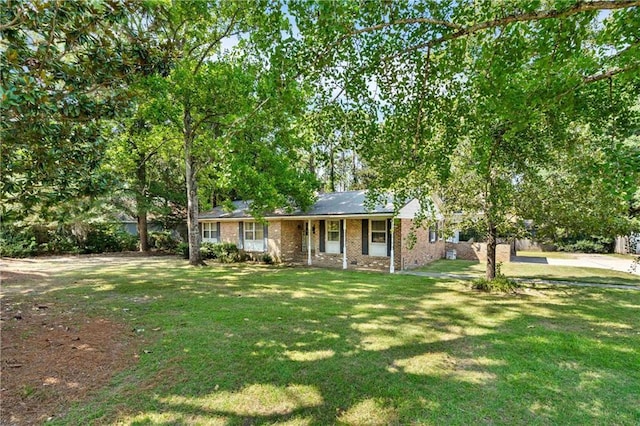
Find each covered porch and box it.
[282,217,400,273]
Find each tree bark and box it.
[184,106,203,266]
[486,221,497,281]
[329,145,336,192]
[135,152,149,252]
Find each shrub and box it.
[472,276,521,293]
[39,232,78,254]
[1,223,139,256]
[200,242,218,260]
[212,242,241,263]
[261,253,274,264]
[471,263,521,293]
[149,231,179,251]
[177,242,189,259]
[81,224,137,254]
[0,228,38,257]
[556,236,613,253]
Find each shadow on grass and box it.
[26,262,640,425]
[511,256,549,264]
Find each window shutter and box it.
[387,219,392,256]
[339,220,344,254]
[238,222,244,249]
[319,220,325,252]
[198,222,203,237]
[263,223,269,252]
[362,219,369,255]
[216,222,221,242]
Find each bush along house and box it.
[198,190,445,272]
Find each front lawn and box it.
[3,257,640,425]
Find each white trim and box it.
[201,222,219,243]
[342,219,347,269]
[307,219,312,266]
[390,221,395,273]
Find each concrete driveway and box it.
[512,253,640,276]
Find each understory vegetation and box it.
[0,224,138,257]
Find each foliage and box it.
[555,236,614,254]
[290,0,640,280]
[177,242,189,259]
[261,253,274,264]
[471,263,521,293]
[0,0,158,222]
[148,231,180,252]
[136,1,318,265]
[0,227,38,257]
[198,242,244,263]
[79,224,137,254]
[472,276,522,293]
[212,242,242,263]
[0,223,136,256]
[35,228,79,254]
[199,242,218,260]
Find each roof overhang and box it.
[199,212,395,222]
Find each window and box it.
[327,220,340,241]
[371,220,386,243]
[202,222,218,242]
[429,226,437,243]
[370,219,387,256]
[326,220,340,253]
[244,222,265,251]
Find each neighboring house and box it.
[198,190,445,272]
[115,213,164,236]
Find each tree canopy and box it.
[290,0,640,278]
[2,0,638,275]
[0,0,164,222]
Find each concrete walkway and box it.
[512,253,640,275]
[401,271,640,291]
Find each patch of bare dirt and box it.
[1,298,140,425]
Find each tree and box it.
[105,111,185,252]
[143,1,317,265]
[290,0,640,279]
[0,0,157,223]
[306,106,366,192]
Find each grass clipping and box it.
[472,264,521,293]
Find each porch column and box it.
[389,220,395,274]
[307,219,312,266]
[342,219,347,269]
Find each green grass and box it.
[9,259,640,425]
[419,259,640,286]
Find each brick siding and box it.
[445,241,513,263]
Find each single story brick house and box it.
[198,190,445,272]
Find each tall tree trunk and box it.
[308,152,316,177]
[352,151,358,188]
[329,146,336,192]
[184,107,203,266]
[486,221,497,280]
[135,154,149,252]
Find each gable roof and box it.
[199,190,404,220]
